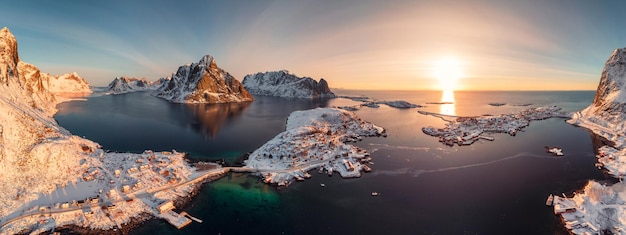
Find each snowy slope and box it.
[0,27,94,217]
[0,27,202,234]
[107,76,168,94]
[242,70,336,98]
[43,72,92,95]
[570,48,626,145]
[570,48,626,148]
[156,55,254,103]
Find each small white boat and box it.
[320,183,326,187]
[371,192,379,196]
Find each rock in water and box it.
[156,55,254,103]
[242,70,336,98]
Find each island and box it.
[244,108,385,185]
[420,106,568,146]
[336,95,423,110]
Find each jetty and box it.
[161,210,192,229]
[181,211,203,223]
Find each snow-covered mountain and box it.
[156,55,253,103]
[242,70,336,98]
[0,27,100,217]
[43,72,92,95]
[569,47,626,148]
[558,47,626,235]
[107,76,168,94]
[0,27,206,234]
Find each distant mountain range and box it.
[242,70,335,98]
[107,76,168,94]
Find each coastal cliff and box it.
[569,47,626,148]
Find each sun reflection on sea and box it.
[440,90,455,116]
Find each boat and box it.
[546,194,554,206]
[371,192,379,196]
[320,183,326,187]
[362,165,372,172]
[327,167,333,177]
[303,172,312,179]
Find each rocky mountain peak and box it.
[0,27,20,84]
[156,55,253,103]
[590,47,626,112]
[198,54,218,70]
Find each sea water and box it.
[55,90,608,234]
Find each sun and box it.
[432,57,464,90]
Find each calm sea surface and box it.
[55,90,609,235]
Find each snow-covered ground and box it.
[0,27,222,234]
[0,150,226,234]
[421,106,567,146]
[551,181,626,234]
[335,96,422,110]
[244,108,384,185]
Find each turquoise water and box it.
[55,90,608,234]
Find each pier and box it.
[181,212,203,223]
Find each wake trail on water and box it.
[372,152,559,177]
[368,143,457,154]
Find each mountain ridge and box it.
[242,70,335,98]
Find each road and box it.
[0,167,230,231]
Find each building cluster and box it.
[422,106,565,146]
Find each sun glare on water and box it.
[432,57,464,90]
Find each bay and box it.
[54,90,608,234]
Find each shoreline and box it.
[33,170,228,235]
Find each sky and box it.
[2,0,626,90]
